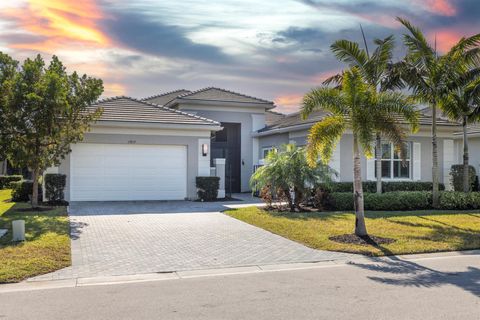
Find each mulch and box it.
[329,234,396,246]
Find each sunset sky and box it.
[0,0,478,113]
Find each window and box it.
[375,142,412,179]
[262,147,276,159]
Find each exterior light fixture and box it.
[202,143,208,156]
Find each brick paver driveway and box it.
[33,196,354,281]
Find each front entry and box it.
[211,122,241,194]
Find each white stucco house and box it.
[36,87,480,202]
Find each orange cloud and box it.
[428,28,463,53]
[5,0,109,52]
[104,82,127,97]
[423,0,456,16]
[275,93,303,113]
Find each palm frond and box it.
[306,116,345,166]
[331,40,369,76]
[301,87,346,119]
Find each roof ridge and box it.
[142,89,190,101]
[138,98,220,126]
[93,96,220,126]
[174,87,274,104]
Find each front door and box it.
[211,123,241,194]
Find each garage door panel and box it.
[71,143,188,201]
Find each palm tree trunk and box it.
[432,104,440,208]
[462,116,470,193]
[375,134,382,194]
[353,135,368,236]
[31,168,39,208]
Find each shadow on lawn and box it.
[0,202,69,244]
[350,252,480,297]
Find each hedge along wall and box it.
[318,181,445,193]
[0,175,23,189]
[196,176,220,201]
[329,191,480,211]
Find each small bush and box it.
[45,174,67,205]
[450,164,477,192]
[317,181,445,193]
[11,180,42,202]
[196,176,220,201]
[438,191,480,210]
[0,175,23,189]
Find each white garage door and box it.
[70,143,187,201]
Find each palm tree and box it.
[442,77,480,192]
[250,144,334,212]
[326,34,400,193]
[301,67,418,236]
[396,17,480,205]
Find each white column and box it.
[214,158,226,198]
[198,138,211,176]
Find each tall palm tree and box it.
[397,17,480,205]
[442,77,480,191]
[326,34,401,193]
[301,67,418,236]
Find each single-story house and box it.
[36,87,480,201]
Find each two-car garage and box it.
[69,143,188,201]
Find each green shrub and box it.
[11,180,42,202]
[0,175,23,189]
[45,174,67,205]
[329,192,354,211]
[438,191,480,210]
[317,181,444,193]
[196,176,220,201]
[329,191,432,211]
[450,164,477,192]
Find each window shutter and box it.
[413,142,421,181]
[329,142,341,181]
[443,139,454,190]
[366,157,375,181]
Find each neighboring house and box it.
[48,87,478,202]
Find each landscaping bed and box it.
[0,189,70,283]
[226,206,480,256]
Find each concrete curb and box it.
[1,249,478,294]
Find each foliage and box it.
[0,53,103,206]
[226,206,480,256]
[325,191,480,211]
[396,17,480,204]
[317,181,445,193]
[438,191,480,210]
[250,144,334,211]
[450,164,478,192]
[196,176,220,201]
[45,173,67,205]
[301,66,419,235]
[0,189,70,283]
[0,175,22,189]
[11,180,42,202]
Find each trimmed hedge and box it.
[318,181,445,193]
[11,180,42,202]
[45,174,67,205]
[196,176,220,201]
[327,191,480,211]
[450,164,478,192]
[0,175,23,189]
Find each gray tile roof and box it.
[266,110,286,125]
[164,87,275,107]
[142,89,192,106]
[89,96,220,126]
[259,107,459,133]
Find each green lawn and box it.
[226,206,480,256]
[0,189,70,283]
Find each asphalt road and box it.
[0,253,479,320]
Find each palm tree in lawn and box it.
[396,17,480,205]
[442,76,480,192]
[301,67,419,236]
[326,33,401,194]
